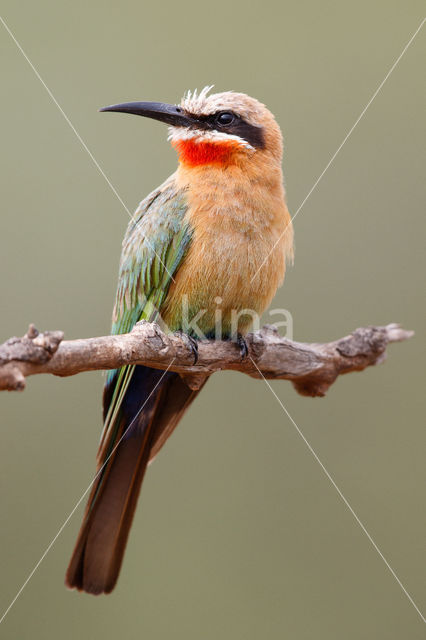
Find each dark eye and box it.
[216,111,235,126]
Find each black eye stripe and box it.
[226,119,265,149]
[184,110,265,149]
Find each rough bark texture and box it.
[0,322,413,397]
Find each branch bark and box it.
[0,321,413,397]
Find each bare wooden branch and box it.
[0,321,413,397]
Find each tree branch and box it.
[0,321,413,397]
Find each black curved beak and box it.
[99,101,193,128]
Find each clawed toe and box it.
[237,333,249,360]
[175,331,199,365]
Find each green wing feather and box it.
[99,176,192,459]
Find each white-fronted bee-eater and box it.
[66,87,294,594]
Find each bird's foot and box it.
[237,333,249,360]
[174,331,199,365]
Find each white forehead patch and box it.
[180,86,215,114]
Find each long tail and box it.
[65,365,205,595]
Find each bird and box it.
[65,86,294,594]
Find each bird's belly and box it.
[161,229,286,338]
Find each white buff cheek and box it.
[167,126,255,151]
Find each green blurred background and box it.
[0,1,424,638]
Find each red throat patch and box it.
[171,139,239,167]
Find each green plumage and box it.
[112,177,191,336]
[100,176,192,461]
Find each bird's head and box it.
[100,87,283,168]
